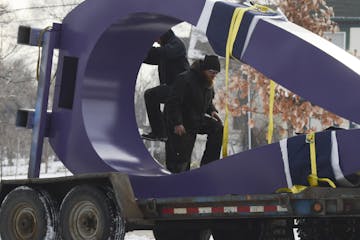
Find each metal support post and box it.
[28,23,61,178]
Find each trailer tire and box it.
[0,186,57,240]
[59,185,125,240]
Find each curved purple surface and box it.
[50,0,205,175]
[241,19,360,123]
[49,0,360,198]
[131,128,360,199]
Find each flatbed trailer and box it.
[1,173,360,239]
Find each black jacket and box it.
[166,62,217,131]
[144,30,189,85]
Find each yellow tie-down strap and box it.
[267,80,276,144]
[222,4,273,157]
[306,132,336,188]
[277,133,336,194]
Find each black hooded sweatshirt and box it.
[166,61,218,132]
[144,30,190,85]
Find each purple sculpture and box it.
[48,0,360,199]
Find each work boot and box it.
[141,132,168,142]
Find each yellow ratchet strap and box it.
[267,80,276,144]
[222,4,273,157]
[253,4,273,13]
[276,185,307,194]
[222,7,250,157]
[306,133,336,188]
[277,133,336,194]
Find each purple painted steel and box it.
[49,0,206,175]
[47,0,360,198]
[130,142,288,198]
[241,19,360,123]
[131,129,360,199]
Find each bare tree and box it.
[35,0,84,21]
[0,2,38,175]
[0,3,9,19]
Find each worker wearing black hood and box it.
[165,55,223,173]
[142,29,190,141]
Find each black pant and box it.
[144,85,170,136]
[166,116,223,173]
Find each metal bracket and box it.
[16,109,52,137]
[17,25,61,48]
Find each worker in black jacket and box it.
[142,29,190,141]
[165,55,223,173]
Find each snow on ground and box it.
[124,231,217,240]
[125,231,155,240]
[0,159,71,180]
[125,231,297,240]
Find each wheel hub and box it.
[13,204,37,239]
[71,201,100,239]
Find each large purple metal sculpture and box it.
[47,0,360,199]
